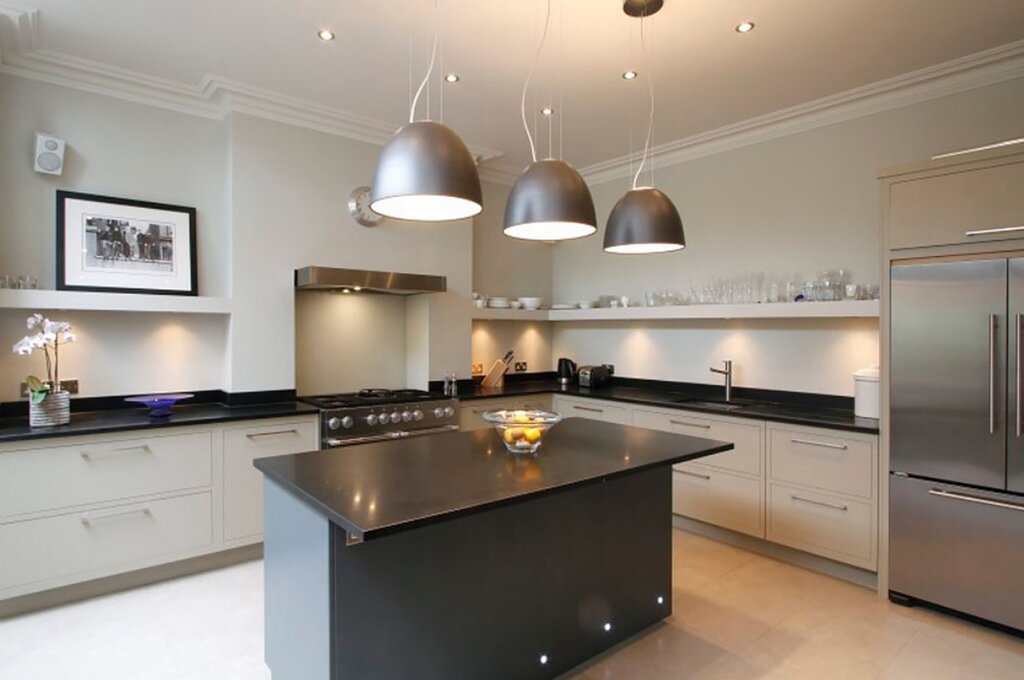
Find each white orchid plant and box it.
[12,313,76,404]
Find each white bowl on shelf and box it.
[518,297,543,310]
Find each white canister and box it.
[853,367,880,419]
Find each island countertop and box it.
[255,418,732,542]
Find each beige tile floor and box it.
[0,530,1021,679]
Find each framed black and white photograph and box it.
[56,190,198,296]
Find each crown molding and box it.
[0,5,511,179]
[580,38,1024,185]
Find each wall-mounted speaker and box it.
[34,132,65,175]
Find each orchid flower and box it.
[12,313,76,392]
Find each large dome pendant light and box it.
[503,0,596,241]
[604,0,685,254]
[370,0,482,222]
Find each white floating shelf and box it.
[471,308,550,321]
[0,289,232,315]
[473,300,879,322]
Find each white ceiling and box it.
[9,0,1024,170]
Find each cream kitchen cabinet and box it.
[459,394,553,431]
[222,417,319,542]
[0,412,319,603]
[551,395,631,424]
[766,423,879,570]
[632,407,766,538]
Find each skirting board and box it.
[0,544,263,619]
[673,515,878,591]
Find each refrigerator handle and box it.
[989,314,996,434]
[1017,313,1022,438]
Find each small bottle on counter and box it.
[443,372,459,397]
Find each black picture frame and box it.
[56,190,198,296]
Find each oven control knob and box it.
[413,409,424,421]
[401,410,413,422]
[390,411,402,424]
[365,414,379,426]
[433,407,445,419]
[328,417,343,430]
[341,416,354,429]
[444,406,456,418]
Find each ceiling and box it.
[7,0,1024,171]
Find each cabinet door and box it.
[552,397,630,424]
[768,426,875,499]
[672,466,763,538]
[889,161,1024,249]
[1009,259,1024,494]
[632,408,763,476]
[459,396,553,431]
[223,418,319,542]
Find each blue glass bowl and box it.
[125,393,194,417]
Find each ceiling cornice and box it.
[0,5,514,180]
[580,38,1024,185]
[2,6,1022,189]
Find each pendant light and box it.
[370,0,482,222]
[503,0,596,241]
[604,0,685,254]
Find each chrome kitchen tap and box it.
[709,360,733,402]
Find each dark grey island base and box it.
[256,419,732,679]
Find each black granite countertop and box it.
[456,378,879,434]
[0,401,319,444]
[255,418,732,541]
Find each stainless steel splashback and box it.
[294,267,446,295]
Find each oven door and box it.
[326,424,459,448]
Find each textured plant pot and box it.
[29,390,71,427]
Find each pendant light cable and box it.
[521,0,552,163]
[409,0,440,123]
[632,10,654,190]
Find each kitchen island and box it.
[255,418,732,679]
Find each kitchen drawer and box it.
[0,491,213,592]
[672,465,763,538]
[767,483,876,570]
[552,397,630,424]
[633,408,763,476]
[0,431,212,520]
[459,395,554,431]
[769,426,875,499]
[889,161,1024,249]
[223,418,319,542]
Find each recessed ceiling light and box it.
[317,29,335,42]
[445,73,460,83]
[735,21,755,33]
[623,70,638,80]
[541,107,554,116]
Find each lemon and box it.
[524,428,542,443]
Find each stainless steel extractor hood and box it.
[294,266,446,295]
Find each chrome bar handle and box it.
[929,488,1024,513]
[790,438,848,451]
[790,494,848,512]
[965,225,1024,237]
[670,419,711,429]
[1017,313,1022,438]
[81,507,152,525]
[573,405,605,413]
[80,444,151,460]
[989,314,997,434]
[247,429,300,439]
[678,470,711,480]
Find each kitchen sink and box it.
[670,398,749,412]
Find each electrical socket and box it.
[514,362,528,372]
[20,379,79,398]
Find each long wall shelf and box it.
[0,289,232,315]
[473,300,879,322]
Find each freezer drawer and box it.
[889,474,1024,631]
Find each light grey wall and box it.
[471,320,552,376]
[472,179,554,302]
[294,292,408,395]
[545,77,1024,395]
[226,113,475,392]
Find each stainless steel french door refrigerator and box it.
[890,257,1024,631]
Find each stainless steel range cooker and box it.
[299,389,459,448]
